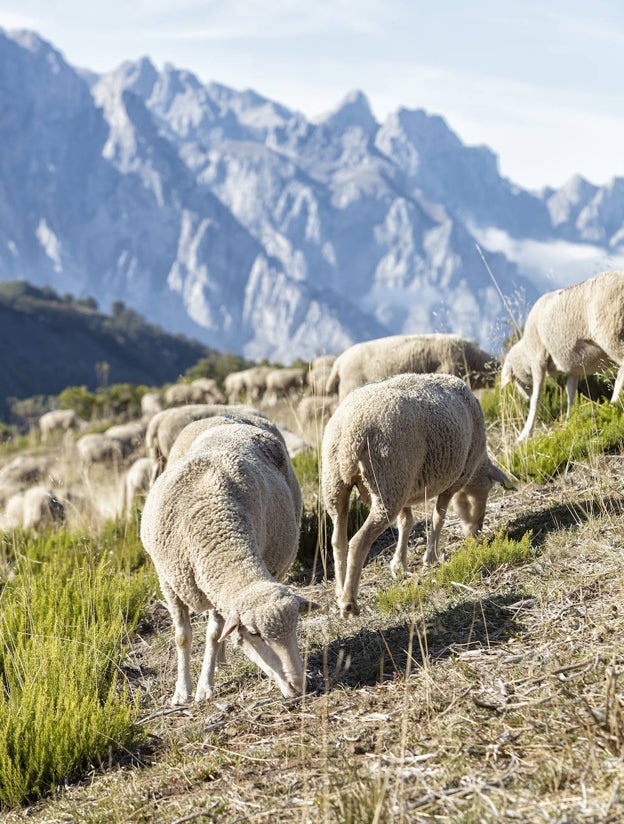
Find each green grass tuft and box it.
[0,524,155,809]
[377,530,534,613]
[506,398,624,482]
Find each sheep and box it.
[264,368,307,404]
[105,421,146,459]
[146,403,265,480]
[307,355,337,396]
[140,420,318,703]
[223,366,272,403]
[141,391,163,421]
[167,411,286,466]
[294,395,338,444]
[122,456,155,517]
[325,333,499,401]
[500,270,624,442]
[164,380,226,407]
[4,485,66,531]
[76,433,123,467]
[39,409,82,442]
[321,373,513,618]
[0,455,51,502]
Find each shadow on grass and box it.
[505,495,624,549]
[308,591,527,690]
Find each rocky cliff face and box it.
[1,28,623,361]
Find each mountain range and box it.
[1,28,623,363]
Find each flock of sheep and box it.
[2,269,623,702]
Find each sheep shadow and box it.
[307,591,527,691]
[504,495,624,549]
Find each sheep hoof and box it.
[338,600,360,618]
[194,686,214,702]
[171,691,192,707]
[390,561,407,579]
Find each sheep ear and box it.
[218,612,240,642]
[488,463,517,491]
[297,596,321,614]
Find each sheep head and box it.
[219,582,319,698]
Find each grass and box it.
[505,398,624,482]
[0,525,155,809]
[377,531,534,613]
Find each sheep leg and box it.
[390,506,414,578]
[195,609,225,702]
[329,485,352,598]
[611,364,624,404]
[517,367,546,442]
[161,581,193,705]
[422,491,453,570]
[565,375,579,416]
[339,507,391,618]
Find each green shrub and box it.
[0,525,154,809]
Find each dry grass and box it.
[3,410,624,823]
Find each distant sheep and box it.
[141,392,163,421]
[321,373,513,617]
[105,420,146,458]
[223,366,272,403]
[122,456,155,517]
[39,409,82,442]
[307,355,337,396]
[501,270,624,441]
[164,379,226,407]
[0,454,49,491]
[76,433,123,467]
[4,485,66,531]
[140,420,318,703]
[264,368,307,403]
[326,333,499,401]
[146,403,264,479]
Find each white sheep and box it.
[326,333,499,401]
[146,403,263,480]
[264,367,307,404]
[4,485,66,531]
[223,366,272,403]
[39,409,82,442]
[140,391,163,421]
[307,355,337,396]
[501,270,624,442]
[122,456,155,517]
[76,433,123,467]
[321,373,513,617]
[105,420,147,458]
[140,421,318,703]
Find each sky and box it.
[2,0,624,191]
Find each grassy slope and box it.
[3,402,624,823]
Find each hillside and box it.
[0,281,212,419]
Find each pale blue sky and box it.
[2,0,624,190]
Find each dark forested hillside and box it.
[0,282,214,419]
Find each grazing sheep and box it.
[307,355,337,396]
[141,391,163,421]
[264,368,307,403]
[76,433,123,467]
[223,366,272,403]
[4,485,65,531]
[123,456,155,517]
[501,270,624,441]
[39,409,81,442]
[326,333,499,401]
[140,421,318,703]
[146,403,264,479]
[164,380,226,407]
[105,421,146,458]
[167,411,286,466]
[294,395,338,444]
[321,373,513,617]
[0,455,50,491]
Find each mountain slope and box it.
[0,282,211,417]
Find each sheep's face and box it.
[501,345,532,400]
[220,585,319,698]
[453,461,515,536]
